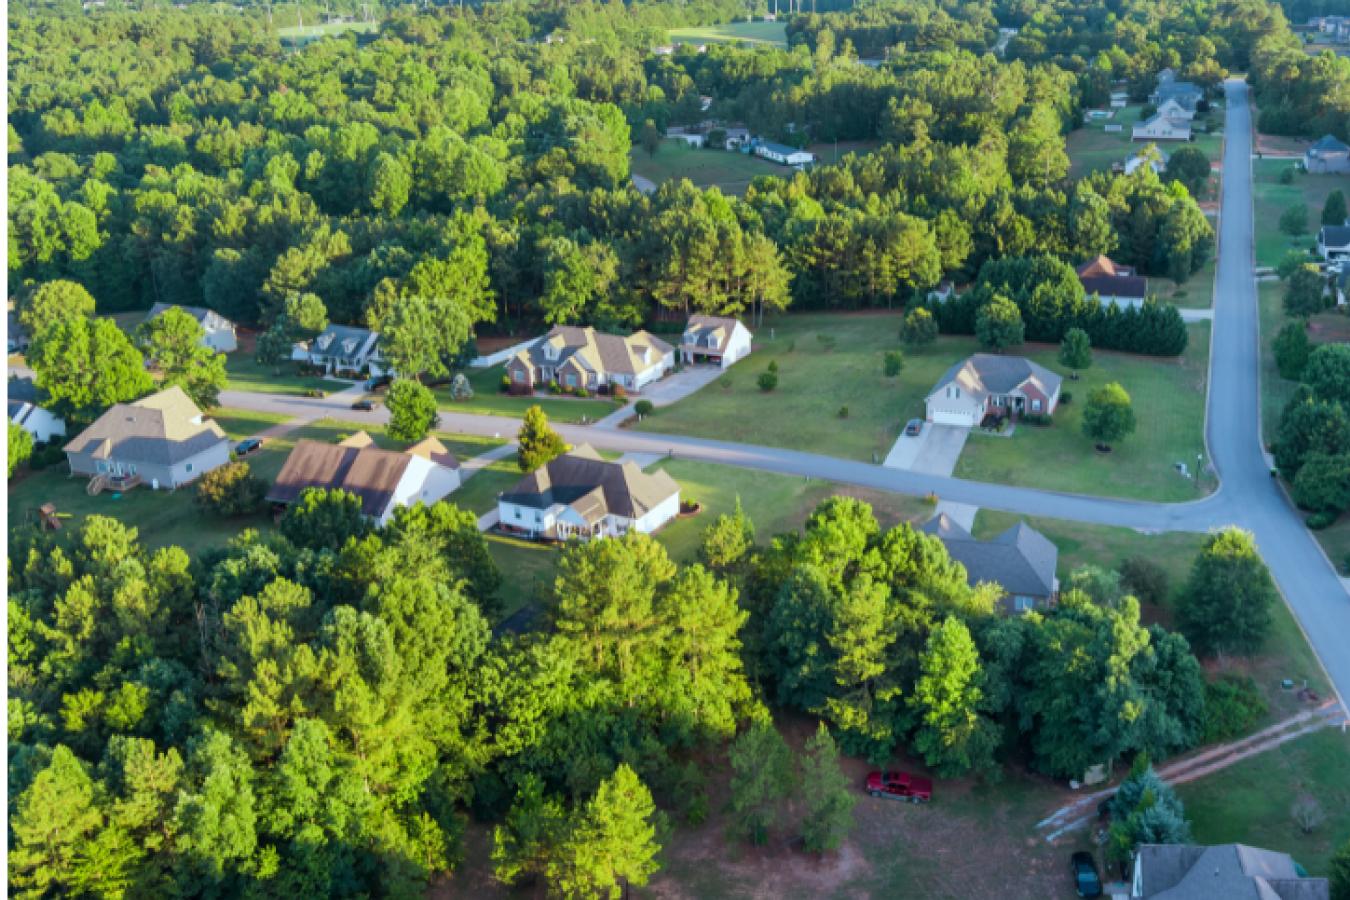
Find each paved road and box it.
[216,80,1350,711]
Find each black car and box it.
[1071,851,1102,899]
[351,399,375,411]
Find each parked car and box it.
[1071,851,1102,898]
[365,376,392,392]
[864,771,932,803]
[904,418,924,437]
[234,438,264,457]
[351,399,375,411]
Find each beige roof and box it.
[339,431,376,448]
[405,435,461,469]
[63,386,227,465]
[502,444,679,519]
[682,315,748,353]
[510,326,673,378]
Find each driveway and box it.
[594,365,727,428]
[883,422,969,477]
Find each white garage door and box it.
[930,407,977,427]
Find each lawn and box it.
[277,20,378,44]
[433,365,618,424]
[668,21,787,47]
[630,140,785,195]
[1163,255,1217,309]
[225,354,335,397]
[1066,104,1223,185]
[1252,158,1350,268]
[954,324,1212,502]
[805,139,884,166]
[633,312,967,462]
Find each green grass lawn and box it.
[668,21,787,47]
[434,365,618,424]
[277,20,377,42]
[954,324,1212,502]
[1177,728,1350,876]
[630,140,784,195]
[1067,104,1222,184]
[225,354,335,396]
[1252,158,1350,268]
[634,312,964,462]
[1164,255,1217,310]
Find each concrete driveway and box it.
[594,365,728,428]
[883,422,970,477]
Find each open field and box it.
[630,140,785,195]
[277,20,378,43]
[953,324,1212,502]
[1067,104,1223,181]
[433,364,619,424]
[1252,158,1350,268]
[225,354,336,396]
[806,139,884,165]
[668,21,787,47]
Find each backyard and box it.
[433,364,619,424]
[1251,157,1350,268]
[954,324,1212,502]
[667,21,787,47]
[630,140,785,195]
[1066,104,1224,181]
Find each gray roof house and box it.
[1149,76,1204,111]
[146,303,238,353]
[925,354,1064,427]
[8,309,29,352]
[63,386,231,490]
[292,324,393,377]
[1304,134,1350,174]
[920,513,1059,613]
[1131,843,1328,899]
[1317,222,1350,259]
[8,377,66,444]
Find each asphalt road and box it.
[218,80,1350,711]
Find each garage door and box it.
[930,408,976,427]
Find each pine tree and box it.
[547,765,662,899]
[727,720,793,845]
[517,404,567,472]
[699,496,756,573]
[798,723,857,854]
[909,617,999,777]
[493,775,567,887]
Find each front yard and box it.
[225,353,336,396]
[433,364,619,424]
[953,324,1212,502]
[1252,158,1350,268]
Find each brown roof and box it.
[1075,255,1134,278]
[267,433,457,516]
[501,444,679,519]
[63,386,227,465]
[339,431,375,448]
[1080,274,1148,301]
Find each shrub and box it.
[1274,322,1311,380]
[837,405,849,418]
[8,421,33,478]
[576,387,589,398]
[27,442,64,471]
[767,359,779,373]
[634,399,654,417]
[547,380,561,395]
[901,307,939,346]
[611,383,627,400]
[1279,204,1309,237]
[1059,391,1073,405]
[196,461,268,516]
[1307,510,1337,530]
[1021,413,1053,427]
[883,350,904,377]
[1279,166,1295,184]
[758,370,778,392]
[499,375,511,392]
[1201,675,1267,743]
[1120,557,1169,607]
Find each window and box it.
[96,461,108,473]
[1014,596,1035,613]
[534,512,542,524]
[513,369,524,382]
[1031,399,1042,412]
[514,508,521,520]
[186,463,194,473]
[565,374,577,387]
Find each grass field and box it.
[277,20,377,43]
[668,21,787,47]
[953,324,1212,502]
[1252,158,1350,268]
[1066,105,1223,181]
[225,354,335,396]
[433,365,618,424]
[1164,256,1217,309]
[630,140,784,195]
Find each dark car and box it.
[234,438,264,457]
[904,418,924,437]
[1071,851,1102,898]
[351,399,375,411]
[865,771,932,803]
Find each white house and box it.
[680,315,753,368]
[754,140,816,167]
[1132,113,1191,142]
[267,432,461,525]
[924,354,1063,428]
[1318,223,1350,260]
[497,445,681,541]
[292,324,393,377]
[506,326,674,394]
[1305,134,1350,174]
[63,386,231,490]
[1154,98,1195,122]
[1124,148,1168,175]
[146,303,238,353]
[9,398,65,444]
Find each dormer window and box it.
[316,334,333,351]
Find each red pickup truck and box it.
[865,771,933,803]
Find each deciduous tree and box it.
[386,378,439,442]
[137,307,229,408]
[909,617,999,778]
[30,317,153,422]
[518,405,566,472]
[975,294,1024,352]
[1177,528,1275,657]
[1058,327,1092,373]
[1083,382,1136,448]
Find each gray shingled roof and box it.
[502,445,679,519]
[147,303,232,328]
[510,326,673,378]
[1320,225,1350,246]
[1310,134,1349,153]
[931,354,1063,401]
[919,513,1058,598]
[1137,843,1328,900]
[62,387,227,465]
[311,324,379,357]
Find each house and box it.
[1304,134,1350,174]
[497,445,681,541]
[8,378,66,444]
[722,126,752,149]
[1125,149,1168,175]
[924,354,1063,427]
[267,431,461,525]
[292,324,393,378]
[1131,843,1328,899]
[754,140,816,167]
[1077,255,1149,305]
[1154,98,1195,122]
[680,315,753,368]
[927,281,956,303]
[1317,222,1350,260]
[506,326,674,394]
[62,386,230,490]
[1132,113,1192,142]
[145,303,238,353]
[919,514,1059,613]
[1149,73,1204,112]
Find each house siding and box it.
[68,440,230,489]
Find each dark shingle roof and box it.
[931,354,1063,400]
[1320,225,1350,247]
[502,445,679,519]
[1310,134,1349,153]
[919,514,1058,598]
[1080,274,1148,300]
[1136,843,1328,900]
[267,436,413,517]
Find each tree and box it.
[1330,837,1350,900]
[137,307,229,408]
[975,294,1024,352]
[1177,528,1276,657]
[726,720,793,846]
[1273,321,1311,380]
[1323,190,1347,227]
[1058,327,1092,373]
[385,379,439,443]
[30,317,154,422]
[1284,265,1327,318]
[901,306,938,347]
[493,775,566,888]
[798,723,856,853]
[700,497,756,573]
[1279,204,1308,236]
[1304,343,1350,407]
[546,765,662,899]
[1165,146,1211,197]
[1082,382,1136,448]
[1275,394,1350,475]
[883,350,904,377]
[1277,250,1312,280]
[909,617,999,778]
[1120,557,1169,607]
[282,291,328,338]
[366,151,410,216]
[757,370,778,391]
[1007,104,1068,188]
[639,119,661,157]
[9,421,34,477]
[278,487,369,551]
[1106,758,1191,864]
[517,405,566,472]
[1292,453,1350,513]
[9,745,116,897]
[195,461,267,516]
[17,279,95,338]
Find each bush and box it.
[1274,321,1311,381]
[1280,204,1309,237]
[757,370,778,392]
[547,380,561,395]
[883,350,904,377]
[767,359,779,373]
[499,375,511,392]
[901,307,939,346]
[1306,510,1337,530]
[196,462,268,517]
[1059,391,1073,405]
[1201,675,1268,743]
[1021,413,1053,427]
[611,383,627,400]
[575,387,589,398]
[27,442,65,471]
[1279,166,1295,184]
[1120,557,1169,607]
[837,405,849,418]
[634,399,654,417]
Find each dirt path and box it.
[1035,700,1347,842]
